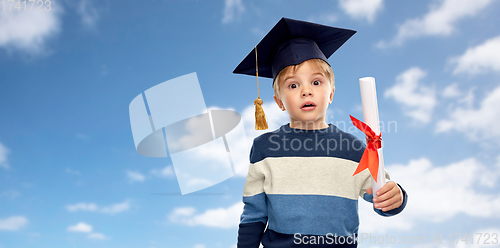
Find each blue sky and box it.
[1,0,500,247]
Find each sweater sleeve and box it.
[237,143,268,248]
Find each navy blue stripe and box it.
[266,194,359,236]
[238,222,267,248]
[250,124,365,164]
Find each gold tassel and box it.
[254,97,268,130]
[254,46,268,130]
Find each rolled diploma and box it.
[359,77,385,195]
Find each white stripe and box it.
[243,156,390,200]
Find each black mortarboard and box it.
[233,17,356,130]
[233,17,356,80]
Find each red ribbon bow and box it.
[349,115,382,182]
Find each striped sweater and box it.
[237,124,407,248]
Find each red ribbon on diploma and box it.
[349,115,382,182]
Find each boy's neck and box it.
[288,120,329,130]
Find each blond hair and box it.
[273,59,335,98]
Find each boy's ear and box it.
[274,94,285,111]
[329,87,335,104]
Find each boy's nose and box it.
[301,88,313,97]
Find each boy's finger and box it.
[374,185,400,203]
[375,182,393,196]
[374,194,399,209]
[373,188,396,203]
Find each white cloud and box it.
[68,222,108,240]
[359,157,500,233]
[100,201,130,214]
[150,165,175,178]
[339,0,384,23]
[168,202,243,228]
[222,0,244,24]
[307,13,339,25]
[0,2,62,54]
[451,35,500,75]
[66,203,98,212]
[0,142,10,169]
[126,170,145,182]
[442,83,461,98]
[377,0,493,47]
[170,207,196,217]
[77,0,99,28]
[0,216,28,231]
[436,85,500,142]
[442,83,476,110]
[88,232,107,240]
[67,222,92,233]
[193,245,206,248]
[185,177,214,188]
[66,201,130,214]
[385,67,436,123]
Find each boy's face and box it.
[273,60,334,130]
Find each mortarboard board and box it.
[233,17,356,130]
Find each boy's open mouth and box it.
[301,101,316,111]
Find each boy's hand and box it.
[366,181,403,212]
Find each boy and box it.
[233,18,408,248]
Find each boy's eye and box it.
[288,83,298,89]
[312,80,321,86]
